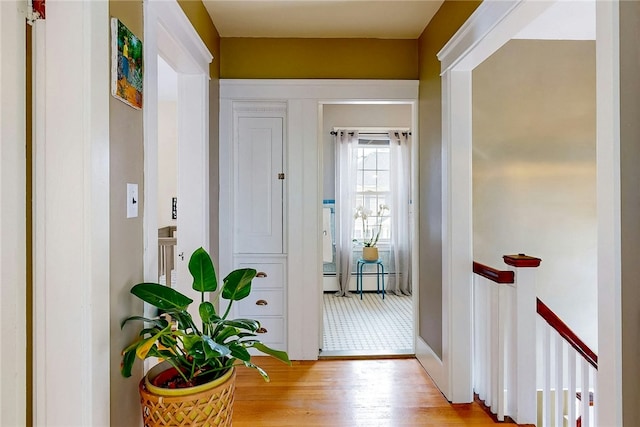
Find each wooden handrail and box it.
[472,262,514,284]
[537,298,598,369]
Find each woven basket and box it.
[138,368,236,427]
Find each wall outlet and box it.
[127,183,138,218]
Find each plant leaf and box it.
[221,268,256,301]
[223,318,259,332]
[189,247,217,293]
[130,283,192,311]
[250,342,292,365]
[228,342,251,362]
[135,325,171,360]
[202,335,231,358]
[199,301,217,323]
[120,347,137,378]
[214,326,241,343]
[120,315,168,330]
[243,361,270,382]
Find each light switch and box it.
[127,183,138,218]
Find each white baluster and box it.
[490,281,498,412]
[555,334,564,427]
[543,324,551,427]
[591,367,597,427]
[581,359,590,427]
[484,280,492,408]
[568,349,577,427]
[497,285,505,421]
[473,277,482,398]
[506,285,517,418]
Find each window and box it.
[353,138,390,246]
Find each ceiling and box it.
[201,0,595,40]
[201,1,444,39]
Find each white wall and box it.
[157,100,177,227]
[472,40,597,350]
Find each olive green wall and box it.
[220,38,418,79]
[417,0,481,359]
[108,2,144,426]
[619,1,640,423]
[108,2,220,426]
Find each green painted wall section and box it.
[220,38,418,79]
[417,0,482,359]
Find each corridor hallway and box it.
[233,357,517,426]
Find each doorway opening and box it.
[142,0,212,309]
[157,55,178,287]
[319,103,416,358]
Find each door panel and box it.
[235,116,283,253]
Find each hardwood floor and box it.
[233,357,517,426]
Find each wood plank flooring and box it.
[232,357,517,426]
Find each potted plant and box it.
[354,204,389,260]
[120,247,290,427]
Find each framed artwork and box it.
[111,18,143,109]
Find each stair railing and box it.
[537,298,597,427]
[472,254,597,426]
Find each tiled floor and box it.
[321,292,414,357]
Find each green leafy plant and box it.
[120,247,290,387]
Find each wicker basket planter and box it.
[138,363,236,427]
[362,246,379,261]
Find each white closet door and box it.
[235,116,283,253]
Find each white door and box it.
[235,116,284,254]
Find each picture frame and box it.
[111,18,143,109]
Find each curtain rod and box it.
[330,131,412,136]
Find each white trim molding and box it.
[32,1,111,425]
[437,1,553,73]
[595,0,622,425]
[220,79,418,100]
[0,2,27,426]
[152,0,213,75]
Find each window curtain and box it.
[335,130,358,297]
[388,131,411,295]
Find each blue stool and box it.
[355,258,385,300]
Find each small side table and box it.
[355,258,385,300]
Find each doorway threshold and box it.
[318,349,414,360]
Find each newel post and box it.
[503,253,541,425]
